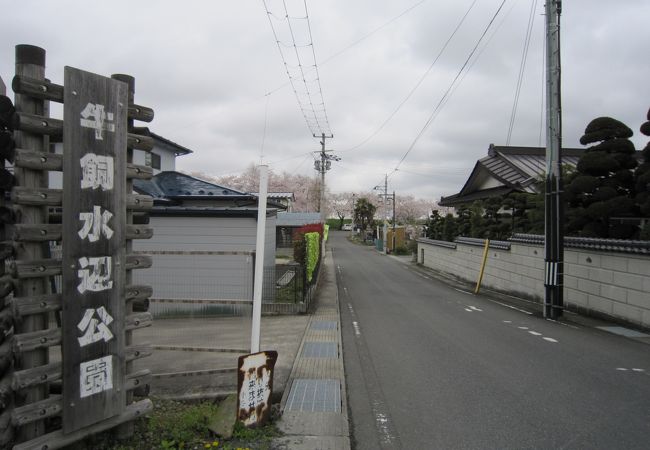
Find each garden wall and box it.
[417,234,650,328]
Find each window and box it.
[146,152,161,170]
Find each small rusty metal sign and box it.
[237,351,278,427]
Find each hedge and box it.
[305,232,320,282]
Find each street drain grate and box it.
[310,320,337,331]
[302,342,338,358]
[285,379,341,413]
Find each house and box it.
[131,170,278,311]
[276,212,322,248]
[439,144,584,207]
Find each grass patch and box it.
[84,398,282,450]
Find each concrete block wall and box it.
[417,238,650,328]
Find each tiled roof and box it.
[440,144,584,206]
[134,171,251,199]
[510,233,650,254]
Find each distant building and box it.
[439,144,584,207]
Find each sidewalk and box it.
[273,249,351,450]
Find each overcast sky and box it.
[2,0,649,201]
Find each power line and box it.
[262,0,332,136]
[263,0,430,98]
[341,0,479,152]
[391,0,508,175]
[506,0,538,145]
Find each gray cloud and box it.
[2,0,648,202]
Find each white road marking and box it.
[616,368,628,371]
[518,326,529,330]
[489,299,533,315]
[468,305,483,312]
[546,318,580,329]
[632,368,645,372]
[543,337,558,343]
[352,321,361,336]
[464,308,473,312]
[347,303,354,314]
[503,320,512,323]
[528,331,542,336]
[454,288,473,295]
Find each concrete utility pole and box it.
[314,132,336,223]
[374,174,395,253]
[544,0,563,319]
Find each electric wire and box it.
[506,0,538,145]
[391,0,508,176]
[304,0,332,136]
[262,0,332,136]
[538,13,546,147]
[263,0,430,98]
[341,0,478,152]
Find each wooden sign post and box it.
[61,67,128,433]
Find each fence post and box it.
[13,44,50,442]
[111,73,136,439]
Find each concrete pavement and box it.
[273,249,351,450]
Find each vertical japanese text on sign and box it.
[61,67,127,433]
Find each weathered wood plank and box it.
[128,105,154,123]
[126,225,153,240]
[14,149,152,182]
[126,254,152,270]
[12,112,63,137]
[125,312,152,331]
[12,75,64,103]
[12,224,61,242]
[13,328,61,353]
[14,148,62,171]
[11,186,62,206]
[61,67,128,433]
[127,132,153,151]
[125,285,153,301]
[11,394,61,426]
[13,293,62,316]
[127,194,153,211]
[10,76,154,123]
[12,399,153,450]
[13,190,153,209]
[125,343,153,362]
[126,163,153,180]
[13,362,61,390]
[12,258,61,278]
[13,344,152,391]
[125,369,150,391]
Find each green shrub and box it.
[305,232,320,282]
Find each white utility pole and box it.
[251,165,269,353]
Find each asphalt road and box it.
[331,232,650,450]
